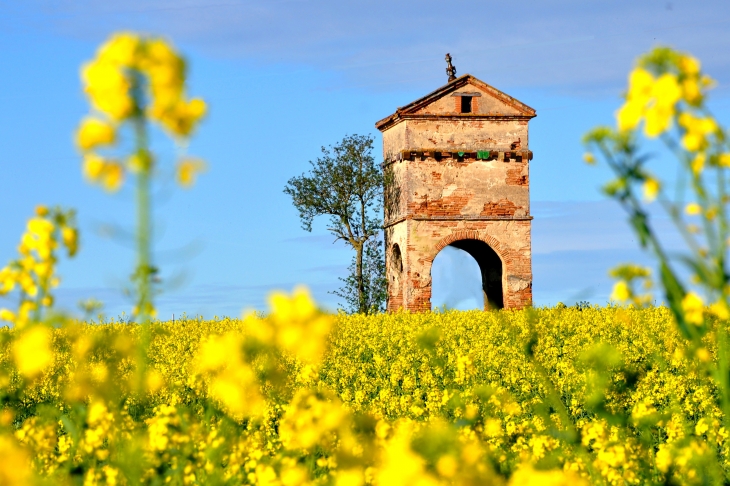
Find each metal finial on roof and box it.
[445,53,456,82]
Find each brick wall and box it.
[379,81,534,312]
[385,220,532,311]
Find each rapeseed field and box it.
[0,299,723,484]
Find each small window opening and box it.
[392,244,403,273]
[461,96,472,113]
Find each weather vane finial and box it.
[445,53,456,82]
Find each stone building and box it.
[375,61,536,311]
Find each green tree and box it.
[284,134,386,314]
[332,236,387,314]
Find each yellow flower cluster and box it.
[0,299,726,485]
[77,32,207,192]
[81,32,206,133]
[608,264,652,306]
[0,206,77,328]
[616,50,711,138]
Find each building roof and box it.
[375,74,536,131]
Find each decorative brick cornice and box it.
[384,215,533,228]
[383,149,532,166]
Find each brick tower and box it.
[376,59,536,311]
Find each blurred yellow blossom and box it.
[176,158,207,188]
[279,389,346,449]
[0,435,31,485]
[12,326,54,378]
[710,299,729,320]
[267,287,333,364]
[685,203,702,215]
[617,68,654,132]
[643,73,681,138]
[76,117,116,151]
[97,32,140,67]
[643,178,660,201]
[682,292,704,325]
[678,113,717,152]
[691,153,706,175]
[508,464,587,486]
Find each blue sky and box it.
[1,0,729,318]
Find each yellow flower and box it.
[620,72,680,138]
[196,333,242,372]
[156,98,207,137]
[685,203,701,215]
[270,286,317,323]
[176,158,207,188]
[13,326,54,378]
[0,308,16,323]
[643,178,660,201]
[719,153,730,168]
[147,62,184,93]
[679,55,701,76]
[644,104,674,138]
[101,162,124,192]
[682,78,702,104]
[62,227,78,257]
[0,435,31,485]
[82,60,134,121]
[508,464,588,486]
[76,117,116,151]
[144,38,179,67]
[83,153,106,182]
[97,32,140,67]
[679,113,717,152]
[279,389,346,449]
[691,153,706,176]
[652,73,682,107]
[627,68,654,104]
[268,287,333,364]
[682,291,704,325]
[710,299,729,320]
[436,455,458,478]
[616,101,644,132]
[610,281,630,302]
[375,423,434,486]
[209,367,265,418]
[336,469,364,486]
[696,347,712,362]
[127,152,153,173]
[655,446,672,473]
[34,205,49,217]
[582,152,596,165]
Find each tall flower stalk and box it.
[585,47,730,438]
[77,33,207,322]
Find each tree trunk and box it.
[355,242,366,314]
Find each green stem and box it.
[134,115,152,323]
[132,72,153,397]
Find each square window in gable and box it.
[461,96,472,113]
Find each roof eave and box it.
[374,74,536,132]
[376,113,536,132]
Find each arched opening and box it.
[391,243,403,273]
[430,239,504,310]
[389,243,403,288]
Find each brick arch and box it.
[428,230,512,265]
[425,230,511,310]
